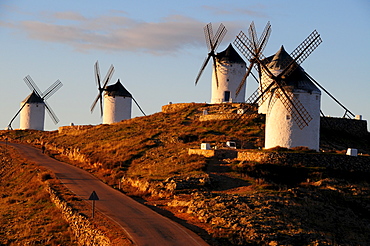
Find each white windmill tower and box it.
[234,23,322,151]
[8,75,63,131]
[195,23,247,103]
[91,61,145,124]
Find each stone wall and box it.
[121,175,211,198]
[189,148,237,159]
[58,125,95,135]
[162,103,203,113]
[320,117,368,137]
[237,151,370,172]
[46,185,111,246]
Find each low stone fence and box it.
[58,125,95,135]
[46,185,111,246]
[188,148,237,159]
[237,151,370,172]
[162,103,203,113]
[320,117,368,137]
[190,148,370,172]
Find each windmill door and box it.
[224,91,230,102]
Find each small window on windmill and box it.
[286,115,291,120]
[316,95,319,100]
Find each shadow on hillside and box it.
[209,173,252,191]
[129,196,214,244]
[206,158,252,191]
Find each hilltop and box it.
[1,103,370,245]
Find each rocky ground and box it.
[125,158,370,246]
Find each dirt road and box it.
[4,142,208,246]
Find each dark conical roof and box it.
[264,46,320,93]
[216,44,246,64]
[267,45,293,70]
[22,91,44,103]
[104,79,132,97]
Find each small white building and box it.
[211,44,246,104]
[103,79,132,124]
[262,46,321,151]
[19,92,45,131]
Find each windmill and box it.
[195,23,246,103]
[91,61,146,124]
[234,22,322,151]
[7,75,63,131]
[234,21,271,97]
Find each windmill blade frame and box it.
[234,31,255,60]
[234,21,271,96]
[257,21,271,54]
[44,100,59,124]
[248,52,314,128]
[91,61,115,118]
[43,80,63,100]
[195,23,227,86]
[211,55,220,88]
[204,23,214,52]
[279,30,322,79]
[24,75,43,97]
[235,62,254,96]
[101,64,115,89]
[94,61,102,89]
[90,93,103,116]
[195,55,212,85]
[248,22,258,48]
[211,23,227,51]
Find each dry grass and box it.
[0,104,265,184]
[2,103,370,245]
[0,146,76,245]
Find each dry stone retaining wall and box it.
[161,103,202,113]
[238,151,370,172]
[320,117,368,137]
[189,148,237,159]
[46,185,111,246]
[58,125,95,135]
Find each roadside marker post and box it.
[88,191,99,218]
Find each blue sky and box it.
[0,0,369,130]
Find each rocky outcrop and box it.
[167,182,370,245]
[121,174,211,197]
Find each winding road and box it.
[3,142,208,246]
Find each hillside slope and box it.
[2,103,370,245]
[0,145,76,245]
